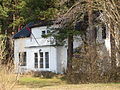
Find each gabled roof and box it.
[13,27,31,39]
[13,20,54,39]
[12,22,34,39]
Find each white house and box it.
[13,22,81,73]
[13,19,118,74]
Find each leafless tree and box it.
[56,0,120,83]
[0,36,19,90]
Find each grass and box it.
[16,75,120,90]
[18,75,65,88]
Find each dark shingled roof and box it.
[12,27,31,39]
[12,22,34,39]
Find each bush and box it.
[32,71,57,78]
[116,67,120,82]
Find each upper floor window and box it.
[42,31,46,35]
[41,29,50,37]
[47,30,50,33]
[19,52,26,66]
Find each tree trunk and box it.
[111,34,116,69]
[87,0,98,82]
[67,35,73,72]
[110,33,117,81]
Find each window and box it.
[95,27,97,39]
[47,30,50,33]
[102,26,106,39]
[34,53,38,68]
[34,51,50,69]
[45,52,49,68]
[19,52,26,66]
[40,52,43,68]
[42,31,45,35]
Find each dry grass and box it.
[14,83,120,90]
[0,66,19,90]
[14,75,120,90]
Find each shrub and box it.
[32,71,57,78]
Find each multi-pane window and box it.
[40,52,43,68]
[34,53,38,68]
[19,52,26,66]
[34,52,49,69]
[45,52,49,68]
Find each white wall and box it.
[25,26,56,47]
[14,38,58,73]
[73,36,82,49]
[14,25,64,73]
[56,46,67,73]
[14,38,27,63]
[28,46,58,72]
[14,38,28,72]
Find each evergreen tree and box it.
[0,0,26,34]
[0,0,60,35]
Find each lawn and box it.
[15,76,120,90]
[17,76,65,88]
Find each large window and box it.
[34,53,38,68]
[45,52,49,68]
[19,52,26,66]
[40,52,43,68]
[34,52,49,69]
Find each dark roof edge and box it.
[13,36,30,39]
[29,20,54,28]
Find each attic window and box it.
[42,31,45,35]
[47,30,50,33]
